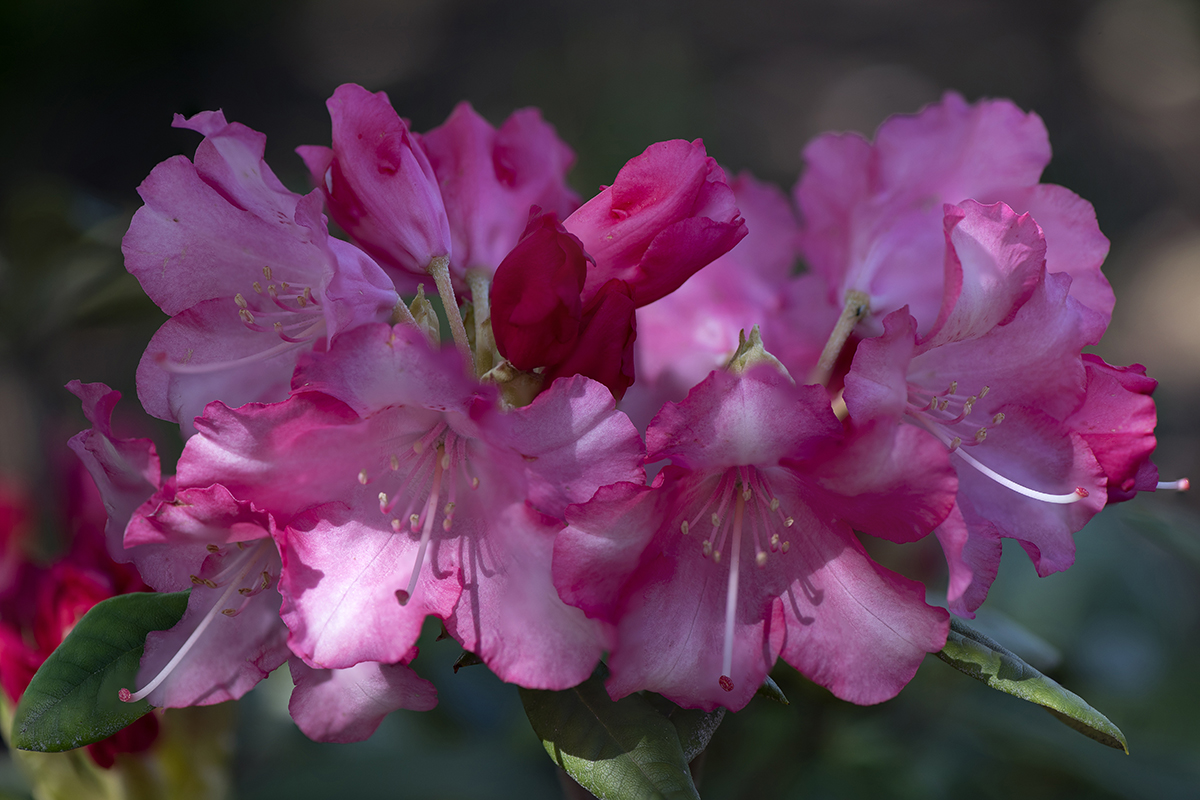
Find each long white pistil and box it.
[951,444,1088,504]
[720,485,747,693]
[397,445,447,606]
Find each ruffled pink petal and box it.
[316,84,451,280]
[421,102,578,274]
[984,183,1114,327]
[1065,355,1158,502]
[935,504,1001,617]
[136,541,289,707]
[293,323,478,418]
[500,374,645,518]
[288,656,436,743]
[443,502,612,690]
[66,382,162,562]
[647,367,840,471]
[136,298,301,434]
[278,507,459,670]
[777,518,948,705]
[921,201,1045,350]
[874,92,1050,203]
[555,482,663,622]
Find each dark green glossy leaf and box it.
[520,669,702,800]
[937,617,1128,753]
[11,591,190,752]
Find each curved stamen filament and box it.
[155,337,313,374]
[120,542,269,703]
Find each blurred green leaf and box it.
[519,668,702,800]
[936,617,1128,753]
[641,693,725,763]
[11,591,189,753]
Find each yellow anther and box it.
[358,469,369,485]
[681,520,690,536]
[711,513,720,527]
[756,551,768,568]
[992,412,1005,425]
[235,293,248,308]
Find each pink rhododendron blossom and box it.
[298,83,452,285]
[564,139,748,307]
[178,323,643,689]
[795,92,1114,338]
[556,365,954,711]
[124,111,399,434]
[420,102,579,276]
[843,201,1115,615]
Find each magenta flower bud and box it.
[298,84,452,280]
[490,212,589,370]
[564,139,747,308]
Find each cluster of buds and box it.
[63,86,1167,740]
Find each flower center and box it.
[676,466,794,693]
[357,423,480,606]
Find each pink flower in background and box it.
[420,102,579,276]
[556,365,954,711]
[124,110,399,435]
[795,92,1113,339]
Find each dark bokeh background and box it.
[1,1,1198,798]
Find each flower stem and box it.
[809,290,870,386]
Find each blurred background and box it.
[1,0,1198,797]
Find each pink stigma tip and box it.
[1180,478,1191,492]
[118,688,133,703]
[1074,487,1089,498]
[395,589,410,606]
[719,675,734,692]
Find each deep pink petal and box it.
[316,84,451,279]
[1065,355,1158,502]
[921,201,1046,349]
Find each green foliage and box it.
[937,616,1128,752]
[519,667,725,800]
[11,591,190,753]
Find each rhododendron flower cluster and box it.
[55,86,1166,745]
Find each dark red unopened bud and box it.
[491,212,590,370]
[544,278,637,400]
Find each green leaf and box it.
[11,591,190,753]
[936,617,1128,753]
[642,693,726,763]
[754,675,789,706]
[520,669,702,800]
